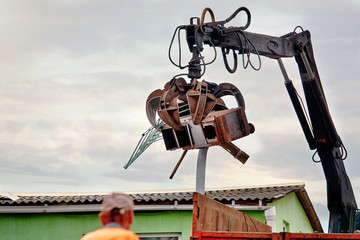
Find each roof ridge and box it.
[2,182,305,197]
[205,182,305,191]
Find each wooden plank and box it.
[193,193,272,233]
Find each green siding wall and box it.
[268,192,314,233]
[132,211,193,240]
[0,211,193,240]
[241,210,266,224]
[0,213,100,240]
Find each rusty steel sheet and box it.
[202,107,253,144]
[191,193,360,240]
[192,193,272,234]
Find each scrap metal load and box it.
[146,78,254,163]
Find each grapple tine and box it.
[146,89,163,131]
[158,90,182,131]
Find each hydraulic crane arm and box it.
[178,8,357,233]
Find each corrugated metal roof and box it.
[0,183,323,233]
[0,183,304,206]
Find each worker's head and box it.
[98,192,134,229]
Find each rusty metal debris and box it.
[146,78,254,163]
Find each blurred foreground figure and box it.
[81,193,139,240]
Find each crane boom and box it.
[180,8,357,233]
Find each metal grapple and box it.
[146,77,254,163]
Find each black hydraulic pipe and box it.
[302,79,340,147]
[285,81,316,150]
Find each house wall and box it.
[241,210,267,224]
[132,211,193,240]
[268,192,314,233]
[0,213,100,240]
[0,211,193,240]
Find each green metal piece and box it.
[124,119,164,169]
[124,103,191,169]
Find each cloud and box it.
[313,202,329,232]
[0,3,359,228]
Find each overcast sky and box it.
[1,0,359,231]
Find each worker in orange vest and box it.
[81,192,139,240]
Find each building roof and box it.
[0,182,323,232]
[0,183,304,205]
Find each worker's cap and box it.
[101,192,134,214]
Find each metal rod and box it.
[220,142,249,164]
[299,51,315,80]
[277,58,291,83]
[196,147,208,194]
[169,150,188,179]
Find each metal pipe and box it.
[169,150,188,179]
[299,51,315,80]
[196,147,209,194]
[277,58,291,83]
[277,58,316,150]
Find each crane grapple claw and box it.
[145,78,254,154]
